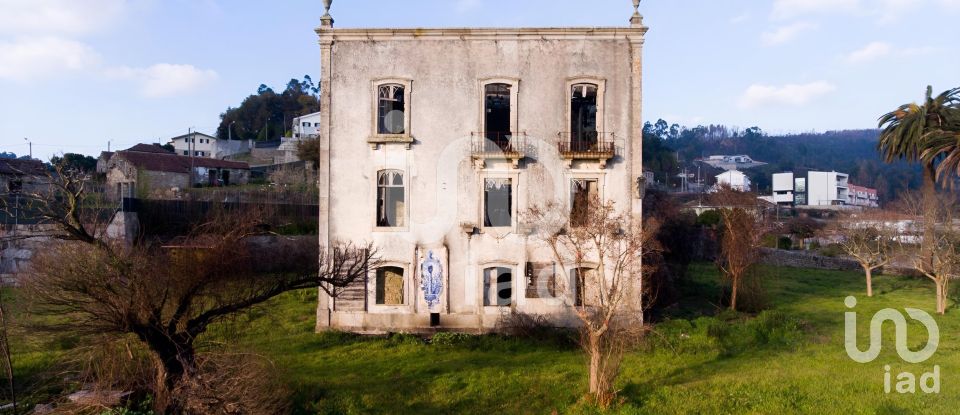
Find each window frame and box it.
[479,172,520,232]
[477,78,520,136]
[480,263,517,310]
[370,78,413,139]
[568,173,606,227]
[368,262,413,313]
[374,169,409,231]
[565,77,606,139]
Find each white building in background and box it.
[699,154,767,171]
[807,171,849,206]
[293,111,322,139]
[772,170,876,208]
[169,132,252,159]
[314,4,648,333]
[713,169,751,192]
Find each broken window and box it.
[483,178,512,227]
[484,83,511,143]
[570,83,599,151]
[376,266,405,305]
[377,84,406,135]
[525,262,557,299]
[484,266,513,306]
[571,267,596,306]
[377,170,405,227]
[570,179,599,227]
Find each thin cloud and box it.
[761,22,817,46]
[739,81,837,109]
[0,0,127,35]
[846,41,891,63]
[0,36,100,81]
[455,0,481,14]
[106,64,219,98]
[771,0,860,19]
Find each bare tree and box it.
[709,186,769,311]
[19,168,377,413]
[526,199,659,407]
[893,191,959,314]
[837,212,899,297]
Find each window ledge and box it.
[373,226,409,233]
[368,135,415,150]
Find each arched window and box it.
[377,170,405,227]
[376,266,405,305]
[570,83,599,150]
[483,266,513,306]
[378,84,406,135]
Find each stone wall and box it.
[0,224,57,285]
[759,248,860,271]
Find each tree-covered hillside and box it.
[642,119,921,200]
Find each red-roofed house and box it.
[847,184,879,208]
[106,144,250,200]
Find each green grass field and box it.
[9,264,959,414]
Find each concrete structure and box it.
[105,144,250,201]
[712,169,751,192]
[169,132,253,159]
[771,171,876,208]
[315,4,648,333]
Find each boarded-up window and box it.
[483,266,513,306]
[525,262,557,299]
[376,266,404,305]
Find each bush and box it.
[777,236,793,250]
[430,332,477,347]
[818,243,844,258]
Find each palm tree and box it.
[918,88,960,182]
[878,86,960,262]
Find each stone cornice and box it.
[316,26,648,42]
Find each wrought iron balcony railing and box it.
[557,132,616,168]
[471,132,527,168]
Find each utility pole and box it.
[23,138,31,159]
[108,140,111,152]
[188,128,194,187]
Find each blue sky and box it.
[1,0,958,161]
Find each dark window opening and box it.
[484,266,513,306]
[484,178,512,227]
[570,83,599,151]
[376,266,405,305]
[377,170,405,227]
[378,84,406,135]
[571,267,595,306]
[484,83,511,143]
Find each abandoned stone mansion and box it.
[315,2,648,333]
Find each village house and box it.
[314,2,648,333]
[0,158,47,195]
[105,144,250,201]
[169,132,253,159]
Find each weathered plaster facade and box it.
[316,8,648,333]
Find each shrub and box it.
[818,243,844,258]
[777,236,793,250]
[430,332,477,347]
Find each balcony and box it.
[471,132,527,169]
[557,132,616,169]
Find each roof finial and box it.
[321,0,334,27]
[630,0,643,27]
